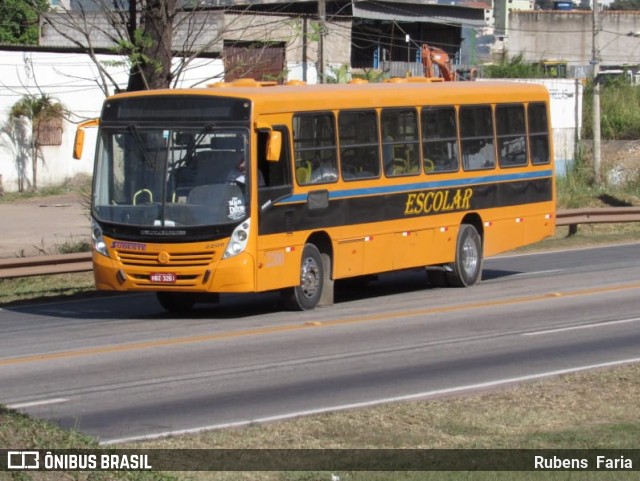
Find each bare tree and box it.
[40,0,236,94]
[124,0,175,91]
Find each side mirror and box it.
[266,130,282,162]
[73,129,85,160]
[73,119,99,160]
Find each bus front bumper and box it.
[93,251,256,293]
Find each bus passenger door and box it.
[256,128,297,291]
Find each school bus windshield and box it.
[93,126,252,228]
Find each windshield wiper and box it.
[193,123,214,150]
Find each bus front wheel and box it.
[282,243,324,310]
[446,224,483,287]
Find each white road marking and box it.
[494,241,640,259]
[511,269,563,277]
[522,317,640,336]
[7,397,69,409]
[100,356,640,446]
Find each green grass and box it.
[53,238,92,254]
[0,272,95,305]
[583,81,640,140]
[557,144,640,209]
[0,406,176,481]
[0,173,92,205]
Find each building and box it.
[492,0,535,59]
[39,0,491,83]
[507,9,640,80]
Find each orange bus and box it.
[75,78,555,312]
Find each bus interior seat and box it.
[187,183,246,222]
[187,183,241,204]
[392,158,406,175]
[392,156,420,176]
[296,160,312,184]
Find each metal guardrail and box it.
[555,207,640,225]
[1,207,639,279]
[555,206,640,235]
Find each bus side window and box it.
[258,128,291,188]
[257,127,293,209]
[528,103,551,165]
[460,105,496,171]
[422,106,459,173]
[293,113,338,185]
[381,108,420,177]
[496,104,528,168]
[338,110,380,180]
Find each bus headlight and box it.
[223,219,250,259]
[91,219,109,257]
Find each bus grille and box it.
[115,249,216,267]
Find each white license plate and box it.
[150,272,177,283]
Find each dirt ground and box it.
[0,193,89,259]
[590,140,640,188]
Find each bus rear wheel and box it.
[156,292,196,313]
[282,243,324,310]
[446,224,483,287]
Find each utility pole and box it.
[318,0,326,84]
[592,0,602,184]
[302,16,308,82]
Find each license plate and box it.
[150,272,177,283]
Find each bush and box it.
[482,54,545,79]
[582,80,640,140]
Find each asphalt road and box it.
[1,243,639,444]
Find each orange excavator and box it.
[421,44,476,81]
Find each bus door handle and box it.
[307,190,329,211]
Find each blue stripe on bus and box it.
[275,170,554,205]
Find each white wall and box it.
[0,51,225,193]
[544,79,584,177]
[478,78,583,177]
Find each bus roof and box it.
[107,80,550,115]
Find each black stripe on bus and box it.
[258,177,553,235]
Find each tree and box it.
[125,0,176,91]
[9,94,66,190]
[41,0,181,92]
[41,0,248,93]
[0,0,49,45]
